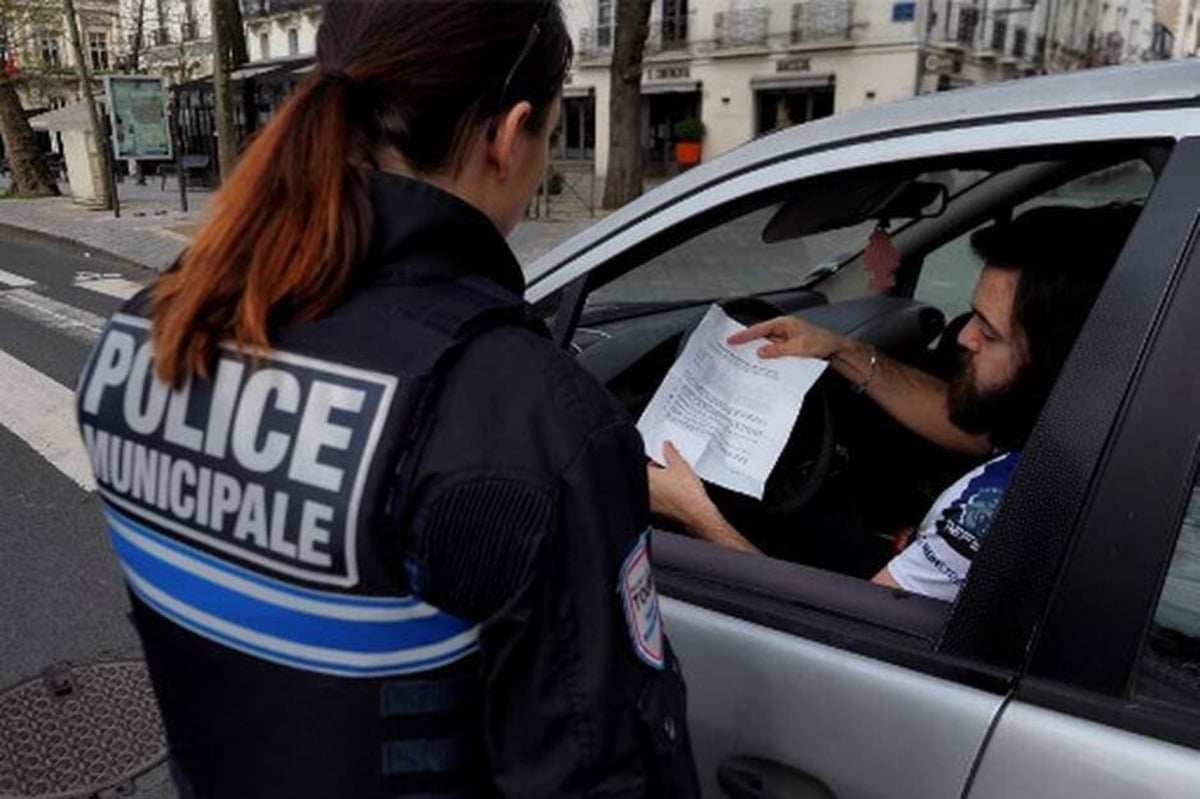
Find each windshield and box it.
[578,168,993,323]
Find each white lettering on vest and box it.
[163,378,204,452]
[287,381,363,492]
[82,330,135,414]
[231,368,300,473]
[123,343,169,435]
[298,500,333,567]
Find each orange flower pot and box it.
[674,141,702,167]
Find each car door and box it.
[529,115,1200,799]
[963,138,1200,798]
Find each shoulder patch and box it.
[618,530,664,670]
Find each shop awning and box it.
[750,74,836,91]
[640,79,701,95]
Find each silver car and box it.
[527,60,1200,798]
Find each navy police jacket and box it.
[76,173,700,798]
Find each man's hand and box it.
[647,442,760,554]
[727,315,846,360]
[648,441,716,528]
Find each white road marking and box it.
[0,348,94,491]
[0,288,106,343]
[0,269,36,289]
[72,276,144,301]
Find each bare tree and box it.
[601,0,652,210]
[0,0,61,196]
[124,0,147,72]
[208,0,243,180]
[0,70,59,195]
[64,0,114,209]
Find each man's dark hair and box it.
[966,203,1142,447]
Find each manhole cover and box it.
[0,660,167,798]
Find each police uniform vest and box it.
[77,273,532,798]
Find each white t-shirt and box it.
[887,451,1020,602]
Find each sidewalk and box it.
[0,176,611,273]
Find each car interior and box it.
[541,140,1169,627]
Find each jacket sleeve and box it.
[478,420,700,798]
[406,416,700,797]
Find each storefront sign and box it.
[777,57,812,73]
[892,2,916,22]
[645,64,690,81]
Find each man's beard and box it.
[947,356,1043,450]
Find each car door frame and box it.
[957,137,1200,799]
[1001,137,1200,749]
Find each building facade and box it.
[136,0,213,84]
[925,0,1159,92]
[564,0,1166,176]
[242,0,320,63]
[1,0,122,110]
[131,0,1182,180]
[1159,0,1200,57]
[563,0,926,176]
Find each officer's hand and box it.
[648,441,716,528]
[728,315,846,360]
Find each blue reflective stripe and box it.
[103,506,480,677]
[102,504,420,609]
[125,572,479,678]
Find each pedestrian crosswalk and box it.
[0,264,147,493]
[71,272,144,301]
[0,348,94,490]
[0,268,37,289]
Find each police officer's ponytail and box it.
[150,0,571,387]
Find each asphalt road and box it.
[0,228,150,691]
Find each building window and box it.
[792,0,853,43]
[1013,26,1027,58]
[40,36,61,68]
[287,28,299,56]
[661,0,688,49]
[715,5,770,49]
[956,6,979,46]
[259,32,271,60]
[990,18,1007,52]
[597,0,614,48]
[183,0,198,39]
[88,31,109,71]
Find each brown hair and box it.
[151,0,572,386]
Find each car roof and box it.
[528,60,1200,284]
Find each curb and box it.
[0,221,163,273]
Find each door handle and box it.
[718,755,837,799]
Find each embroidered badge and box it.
[618,530,664,670]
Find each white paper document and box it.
[637,304,827,499]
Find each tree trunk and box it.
[130,0,147,73]
[223,0,248,67]
[64,0,114,209]
[209,0,238,180]
[601,0,652,210]
[0,74,59,197]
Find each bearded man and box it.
[649,204,1141,601]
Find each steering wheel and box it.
[672,297,836,520]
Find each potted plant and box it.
[673,118,705,167]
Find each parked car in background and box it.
[526,60,1200,798]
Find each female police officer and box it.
[75,1,698,795]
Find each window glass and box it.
[589,167,990,315]
[586,203,876,311]
[1136,486,1200,712]
[915,160,1154,319]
